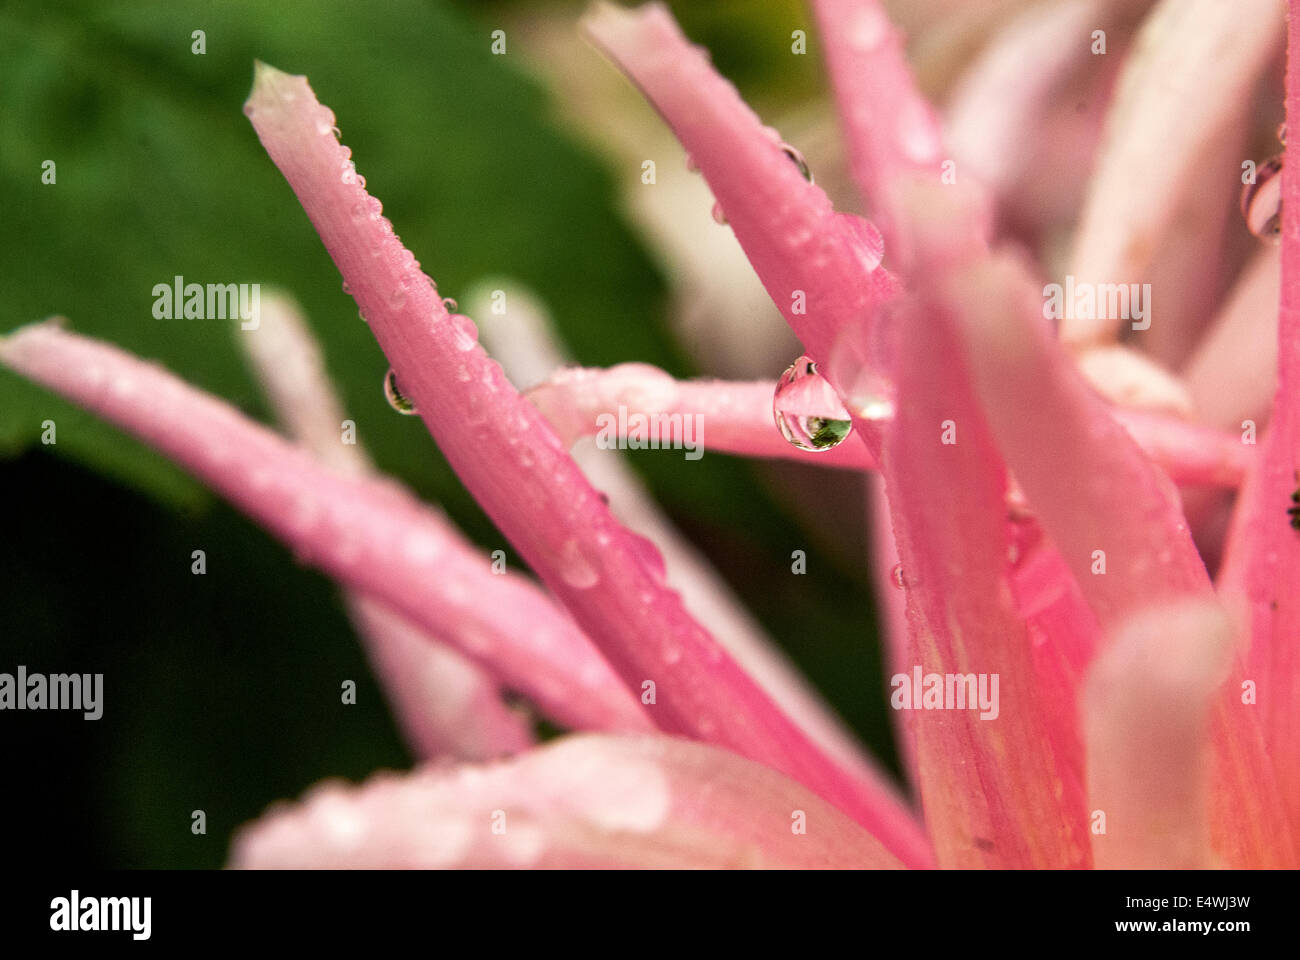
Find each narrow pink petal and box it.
[1065,0,1282,345]
[1213,1,1300,854]
[944,0,1103,199]
[0,322,646,735]
[953,253,1213,631]
[240,291,532,760]
[883,290,1089,868]
[229,734,904,869]
[1110,408,1252,489]
[526,365,873,469]
[810,0,947,266]
[344,596,533,761]
[243,62,931,864]
[475,285,889,794]
[1084,600,1232,868]
[956,254,1292,864]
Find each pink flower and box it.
[3,1,1296,868]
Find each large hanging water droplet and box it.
[711,200,728,225]
[383,368,418,415]
[773,355,854,451]
[781,143,813,183]
[1242,156,1283,240]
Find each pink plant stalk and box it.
[5,0,1300,868]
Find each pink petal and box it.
[882,290,1089,868]
[229,735,904,869]
[0,322,645,735]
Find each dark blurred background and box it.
[0,0,896,867]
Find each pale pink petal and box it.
[0,322,645,735]
[239,291,532,760]
[229,735,903,869]
[1084,600,1232,868]
[881,287,1089,868]
[1184,248,1280,432]
[1065,0,1282,345]
[243,61,930,864]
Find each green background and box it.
[0,0,897,867]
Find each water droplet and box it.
[358,309,369,324]
[341,280,351,295]
[331,125,342,141]
[1279,121,1288,145]
[449,313,478,351]
[890,563,906,590]
[1242,156,1283,240]
[826,308,897,422]
[627,532,668,583]
[684,152,698,172]
[442,297,458,313]
[356,173,366,189]
[558,538,600,589]
[383,368,418,415]
[388,286,407,310]
[781,143,813,183]
[773,355,854,451]
[341,163,357,185]
[835,212,885,272]
[711,200,728,225]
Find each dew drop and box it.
[442,296,459,313]
[558,538,600,589]
[711,200,728,225]
[449,313,478,352]
[781,143,814,183]
[1279,121,1288,145]
[773,355,854,451]
[341,280,351,295]
[1242,156,1283,240]
[684,152,698,172]
[383,368,418,415]
[388,286,407,310]
[341,162,357,185]
[890,563,906,590]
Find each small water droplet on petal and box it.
[383,368,418,415]
[773,355,854,451]
[558,539,600,589]
[711,200,728,225]
[890,563,906,590]
[780,143,813,183]
[442,297,458,313]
